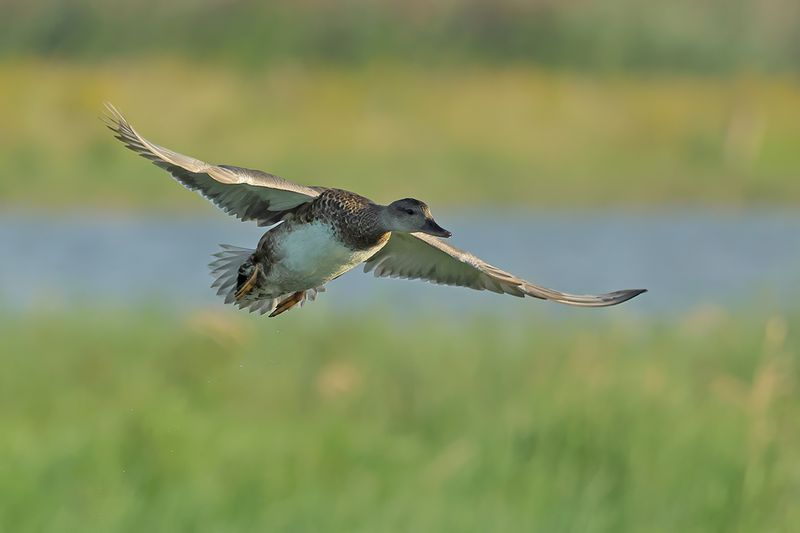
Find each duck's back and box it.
[262,189,390,291]
[300,189,390,250]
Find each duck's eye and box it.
[405,209,414,215]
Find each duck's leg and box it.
[269,291,306,317]
[234,263,263,301]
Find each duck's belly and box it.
[271,221,383,289]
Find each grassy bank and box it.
[1,309,798,531]
[3,61,800,211]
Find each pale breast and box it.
[272,221,386,288]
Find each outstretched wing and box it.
[364,232,646,307]
[104,103,324,226]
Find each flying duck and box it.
[104,104,645,317]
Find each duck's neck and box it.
[373,204,395,234]
[340,204,392,250]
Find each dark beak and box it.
[422,219,452,238]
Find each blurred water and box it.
[1,210,797,318]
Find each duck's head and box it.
[383,198,451,238]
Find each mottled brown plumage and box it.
[293,189,391,250]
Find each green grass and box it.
[2,308,799,532]
[2,61,800,211]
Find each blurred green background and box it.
[3,0,800,209]
[2,1,800,531]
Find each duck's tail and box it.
[208,244,325,316]
[209,244,256,305]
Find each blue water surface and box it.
[1,210,797,318]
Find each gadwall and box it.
[105,104,646,317]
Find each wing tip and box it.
[100,102,136,144]
[525,285,648,307]
[101,101,124,125]
[602,288,647,306]
[622,288,648,298]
